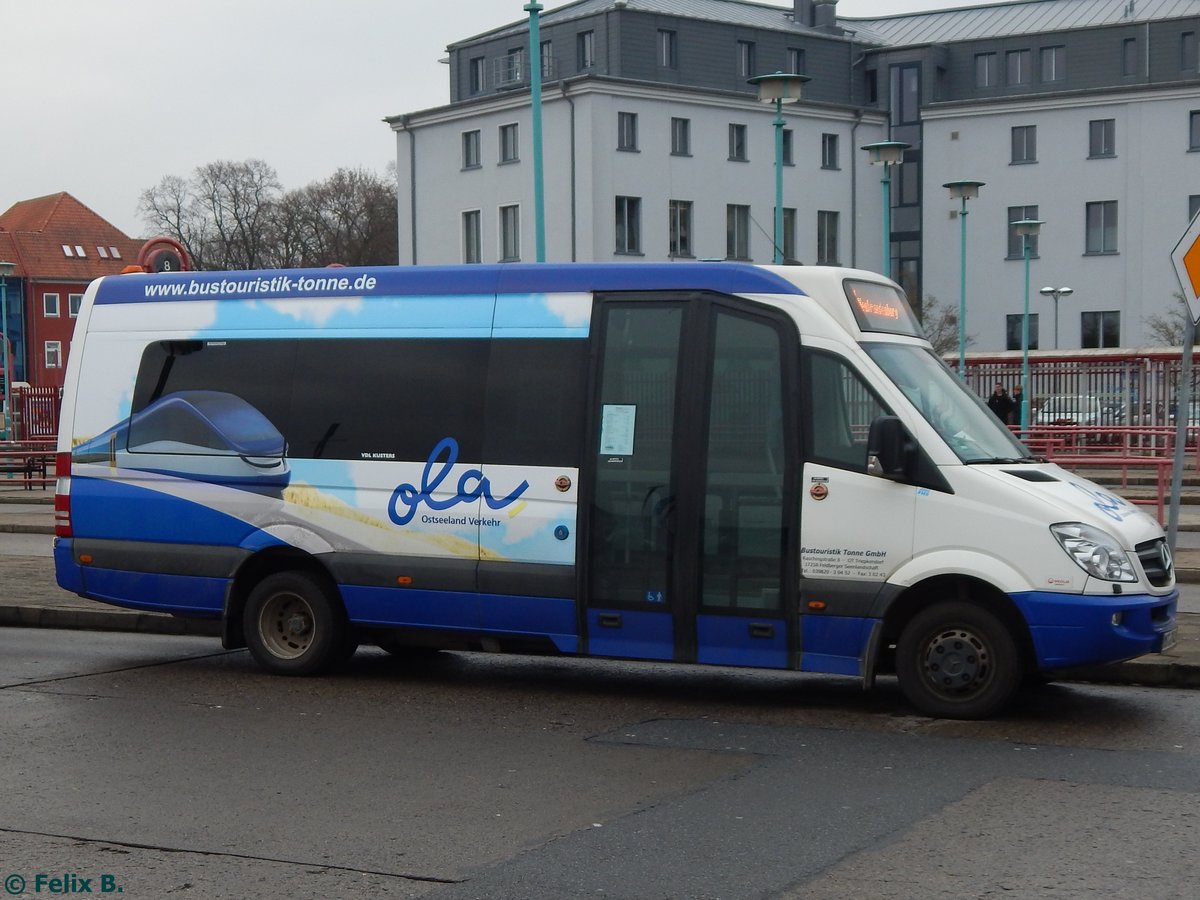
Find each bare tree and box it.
[1143,292,1197,346]
[917,295,974,356]
[141,161,396,270]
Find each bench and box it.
[0,448,49,490]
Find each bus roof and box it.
[93,262,808,305]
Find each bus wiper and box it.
[965,456,1038,465]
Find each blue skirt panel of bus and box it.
[56,553,226,617]
[586,609,674,661]
[1012,589,1177,668]
[342,586,578,653]
[70,476,275,547]
[695,615,787,668]
[800,615,872,676]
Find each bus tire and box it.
[243,571,348,676]
[896,601,1021,719]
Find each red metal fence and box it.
[9,385,61,440]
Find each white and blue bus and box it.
[53,263,1177,718]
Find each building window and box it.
[782,129,794,165]
[1007,205,1039,259]
[782,208,797,262]
[669,199,693,258]
[816,211,839,265]
[1088,119,1115,158]
[1191,111,1200,150]
[728,123,747,161]
[788,47,805,74]
[671,117,691,156]
[540,40,553,77]
[577,30,595,69]
[469,56,486,94]
[738,40,756,77]
[615,196,642,254]
[499,123,519,163]
[1006,49,1032,85]
[1040,45,1065,82]
[1183,32,1197,71]
[462,130,481,169]
[1011,125,1036,163]
[462,210,482,264]
[1123,38,1138,76]
[500,204,520,261]
[1190,195,1200,221]
[43,293,60,318]
[975,52,997,88]
[45,341,63,369]
[1081,311,1120,348]
[1006,314,1039,351]
[68,294,82,317]
[821,133,838,169]
[658,29,677,68]
[618,112,638,151]
[726,204,751,260]
[1085,200,1119,254]
[498,48,524,86]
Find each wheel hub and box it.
[922,628,989,694]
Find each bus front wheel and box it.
[895,601,1021,719]
[244,571,348,675]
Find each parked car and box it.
[1035,395,1103,427]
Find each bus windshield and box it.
[864,343,1031,463]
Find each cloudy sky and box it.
[1,0,992,237]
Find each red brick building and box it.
[0,193,143,389]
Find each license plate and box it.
[1160,628,1178,654]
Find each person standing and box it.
[987,383,1014,424]
[1009,384,1024,426]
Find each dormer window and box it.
[62,244,73,257]
[97,246,109,258]
[109,247,121,259]
[74,245,86,257]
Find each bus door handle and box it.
[598,613,623,629]
[748,622,775,639]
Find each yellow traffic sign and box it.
[1171,210,1200,324]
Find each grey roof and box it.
[449,0,1200,52]
[844,0,1200,46]
[448,0,848,49]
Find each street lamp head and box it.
[0,261,14,278]
[944,179,985,200]
[1012,218,1044,237]
[861,140,911,166]
[748,71,810,103]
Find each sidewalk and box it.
[2,480,1200,689]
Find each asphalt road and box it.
[1,628,1199,899]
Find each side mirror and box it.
[866,415,914,480]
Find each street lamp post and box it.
[944,180,985,376]
[1013,218,1045,431]
[748,72,810,264]
[861,140,911,279]
[0,261,14,442]
[525,1,546,262]
[1038,285,1074,350]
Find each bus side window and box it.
[804,352,890,471]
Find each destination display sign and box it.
[843,279,923,338]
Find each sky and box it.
[1,0,994,238]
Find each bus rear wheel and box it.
[896,601,1021,719]
[244,571,347,675]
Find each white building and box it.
[388,0,1200,351]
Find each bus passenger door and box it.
[584,299,795,669]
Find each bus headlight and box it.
[1051,523,1137,583]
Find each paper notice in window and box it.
[600,404,636,456]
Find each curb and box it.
[0,523,54,534]
[0,604,221,637]
[1054,660,1200,690]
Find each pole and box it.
[1053,295,1060,350]
[0,276,8,441]
[1021,234,1032,431]
[773,97,784,264]
[1168,325,1196,552]
[957,195,968,375]
[526,2,546,262]
[881,169,891,279]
